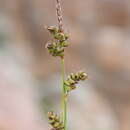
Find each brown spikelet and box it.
[48,112,64,130]
[64,71,88,93]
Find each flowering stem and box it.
[61,57,67,130]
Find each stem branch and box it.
[61,57,67,130]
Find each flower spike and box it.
[64,71,88,93]
[48,111,64,130]
[46,26,69,58]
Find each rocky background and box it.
[0,0,130,130]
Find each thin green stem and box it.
[61,57,67,130]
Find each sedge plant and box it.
[45,0,88,130]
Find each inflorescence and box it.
[45,25,88,130]
[45,1,88,130]
[64,71,88,94]
[46,26,69,58]
[48,111,64,130]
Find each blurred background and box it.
[0,0,130,130]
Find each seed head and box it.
[64,71,88,93]
[45,26,69,58]
[47,111,64,130]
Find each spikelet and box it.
[64,71,88,93]
[47,26,59,35]
[46,26,69,58]
[48,112,64,130]
[46,42,64,57]
[69,71,88,81]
